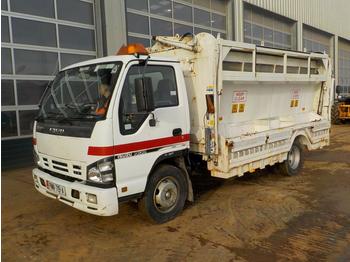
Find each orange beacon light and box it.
[116,43,149,56]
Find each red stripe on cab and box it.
[87,134,190,156]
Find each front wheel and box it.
[139,164,188,223]
[279,140,304,176]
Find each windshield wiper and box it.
[74,112,101,120]
[36,112,65,121]
[61,109,99,120]
[57,117,73,125]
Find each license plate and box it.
[47,181,66,196]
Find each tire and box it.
[139,164,188,224]
[279,140,304,176]
[331,102,341,125]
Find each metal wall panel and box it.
[243,4,297,50]
[124,0,228,48]
[244,0,350,40]
[338,38,350,86]
[303,25,332,55]
[1,0,98,140]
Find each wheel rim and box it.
[153,176,179,213]
[288,145,300,170]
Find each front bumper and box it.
[32,168,119,216]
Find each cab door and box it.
[113,61,189,198]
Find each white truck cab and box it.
[33,33,332,223]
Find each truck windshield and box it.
[38,62,122,121]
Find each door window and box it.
[119,65,178,135]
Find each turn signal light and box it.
[116,43,149,56]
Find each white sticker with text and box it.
[291,88,301,99]
[232,90,248,103]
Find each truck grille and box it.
[41,156,84,178]
[39,167,82,182]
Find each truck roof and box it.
[61,55,178,71]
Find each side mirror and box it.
[335,85,342,94]
[135,77,155,113]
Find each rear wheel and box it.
[331,102,341,125]
[279,140,304,176]
[139,164,188,223]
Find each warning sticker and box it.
[232,90,247,103]
[232,103,246,113]
[291,88,301,100]
[290,99,299,108]
[206,85,214,94]
[232,104,238,113]
[290,88,301,108]
[239,104,245,112]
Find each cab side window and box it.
[119,65,178,135]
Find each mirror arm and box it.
[149,113,156,127]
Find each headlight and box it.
[87,158,115,184]
[87,167,102,182]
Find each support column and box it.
[234,0,244,42]
[226,0,234,40]
[94,0,104,57]
[102,0,127,56]
[297,21,303,51]
[334,35,339,86]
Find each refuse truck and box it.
[32,33,333,223]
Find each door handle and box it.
[172,128,182,137]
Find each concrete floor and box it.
[2,125,350,261]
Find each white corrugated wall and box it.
[243,0,350,40]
